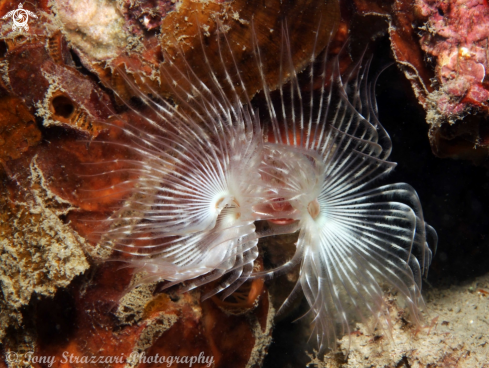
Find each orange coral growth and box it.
[0,96,40,164]
[32,263,272,368]
[53,0,340,102]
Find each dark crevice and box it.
[396,356,412,368]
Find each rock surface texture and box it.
[311,273,489,368]
[355,0,489,163]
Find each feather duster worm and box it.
[254,29,438,349]
[83,33,268,300]
[82,22,437,351]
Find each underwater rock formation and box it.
[5,263,272,368]
[417,0,489,162]
[311,273,489,367]
[0,97,40,163]
[354,0,489,163]
[53,0,339,100]
[0,159,88,342]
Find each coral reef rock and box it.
[53,0,340,101]
[311,273,489,368]
[2,263,274,368]
[354,0,489,163]
[0,158,89,341]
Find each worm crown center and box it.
[307,199,320,219]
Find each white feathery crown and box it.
[82,21,437,351]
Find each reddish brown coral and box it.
[1,36,112,137]
[53,0,340,101]
[353,0,489,162]
[416,0,489,161]
[416,0,489,115]
[0,96,40,164]
[30,263,273,368]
